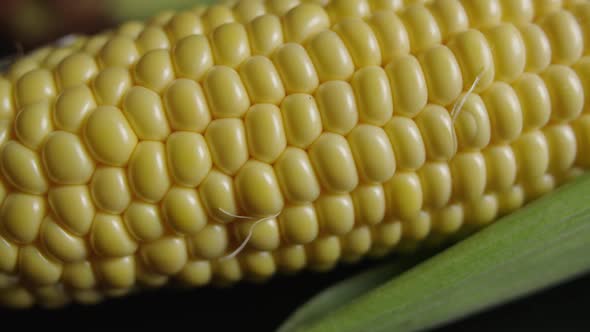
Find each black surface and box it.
[0,259,589,332]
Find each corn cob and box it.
[0,0,589,309]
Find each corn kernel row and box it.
[1,0,590,308]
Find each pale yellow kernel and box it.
[484,145,517,192]
[542,65,584,122]
[415,104,457,161]
[447,29,495,92]
[419,45,463,106]
[427,0,469,40]
[368,0,402,11]
[274,147,320,203]
[40,216,87,263]
[464,194,498,226]
[134,49,175,93]
[123,86,171,140]
[90,213,138,257]
[272,43,319,94]
[342,226,371,259]
[523,174,556,200]
[307,236,341,270]
[275,245,307,273]
[123,201,165,242]
[512,73,551,131]
[500,0,533,24]
[386,54,427,117]
[383,116,425,170]
[198,170,239,223]
[245,104,286,163]
[280,94,322,148]
[0,287,34,309]
[235,160,284,216]
[283,3,330,43]
[15,100,53,150]
[19,245,62,286]
[188,223,229,259]
[401,4,442,53]
[117,21,144,38]
[63,264,96,290]
[402,211,431,241]
[7,58,37,82]
[351,184,385,225]
[517,24,552,73]
[202,5,235,32]
[326,0,370,20]
[267,0,300,15]
[452,93,491,150]
[371,220,402,250]
[367,11,410,65]
[135,25,170,54]
[451,152,486,201]
[173,35,214,81]
[89,167,131,214]
[316,80,358,135]
[166,132,212,187]
[307,30,355,82]
[203,66,251,118]
[0,120,10,148]
[205,118,249,175]
[213,258,243,284]
[235,218,280,251]
[573,58,590,111]
[246,14,283,56]
[431,204,464,234]
[460,0,501,29]
[166,11,203,41]
[48,186,94,236]
[92,67,132,106]
[0,78,14,119]
[0,141,47,194]
[0,193,45,244]
[141,237,188,275]
[162,187,207,235]
[419,162,452,209]
[497,185,525,216]
[570,3,590,56]
[84,106,137,167]
[309,133,359,193]
[573,115,590,167]
[540,10,583,65]
[56,52,98,89]
[351,66,393,126]
[239,56,285,105]
[98,35,139,68]
[484,23,526,83]
[42,131,95,184]
[234,0,266,23]
[482,82,523,143]
[242,251,276,280]
[333,18,381,68]
[513,131,550,181]
[384,171,423,221]
[95,256,135,289]
[0,235,18,273]
[348,124,396,183]
[177,260,212,286]
[279,204,319,244]
[83,33,111,55]
[128,141,171,203]
[54,85,96,133]
[211,22,251,68]
[15,68,56,108]
[315,193,355,235]
[544,125,577,174]
[163,80,210,132]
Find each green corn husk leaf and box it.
[279,173,590,332]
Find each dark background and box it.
[1,1,590,331]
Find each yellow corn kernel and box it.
[0,0,588,308]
